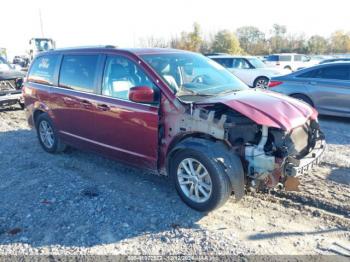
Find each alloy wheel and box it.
[39,120,55,149]
[177,158,212,203]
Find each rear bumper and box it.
[0,92,22,105]
[285,136,326,177]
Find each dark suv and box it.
[23,47,325,211]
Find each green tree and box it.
[286,34,308,53]
[171,22,203,52]
[236,26,267,55]
[307,35,328,54]
[329,30,350,53]
[211,30,242,54]
[269,24,288,53]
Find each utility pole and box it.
[39,8,44,37]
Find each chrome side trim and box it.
[60,131,154,160]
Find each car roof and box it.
[268,53,300,56]
[208,55,256,59]
[41,46,190,56]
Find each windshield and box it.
[141,52,248,98]
[34,39,53,51]
[248,58,266,68]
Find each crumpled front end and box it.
[163,93,326,195]
[242,120,326,191]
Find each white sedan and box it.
[208,55,290,88]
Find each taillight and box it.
[268,81,283,88]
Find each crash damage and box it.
[162,89,326,198]
[0,70,25,108]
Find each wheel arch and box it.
[290,93,315,107]
[166,136,245,201]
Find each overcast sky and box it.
[2,0,349,55]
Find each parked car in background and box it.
[208,55,289,88]
[23,47,325,211]
[265,53,313,71]
[319,57,350,64]
[268,62,350,117]
[0,56,25,108]
[13,55,30,68]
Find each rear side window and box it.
[294,55,302,61]
[266,55,278,62]
[212,58,233,68]
[28,55,59,85]
[317,65,350,80]
[59,55,99,93]
[297,69,316,78]
[297,65,350,80]
[279,55,292,62]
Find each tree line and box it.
[138,23,350,55]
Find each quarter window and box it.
[233,58,251,69]
[59,55,99,93]
[102,55,157,102]
[28,55,59,85]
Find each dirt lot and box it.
[0,106,349,257]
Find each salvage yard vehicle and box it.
[265,53,313,71]
[28,38,55,61]
[268,62,350,117]
[0,56,25,108]
[208,54,289,88]
[23,47,326,211]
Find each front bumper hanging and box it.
[285,136,326,177]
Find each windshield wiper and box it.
[176,86,213,97]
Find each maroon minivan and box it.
[23,47,326,211]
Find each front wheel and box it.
[170,149,232,212]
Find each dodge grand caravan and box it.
[23,47,326,211]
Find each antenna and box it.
[39,9,44,37]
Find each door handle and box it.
[80,99,92,107]
[308,81,317,85]
[63,97,75,104]
[97,103,110,111]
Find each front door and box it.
[90,54,159,170]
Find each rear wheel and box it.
[291,94,314,107]
[35,113,66,153]
[253,77,269,89]
[170,149,232,212]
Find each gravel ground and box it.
[0,106,349,257]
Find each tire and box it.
[170,148,232,212]
[290,94,314,107]
[253,77,269,89]
[284,66,292,71]
[19,102,25,110]
[35,113,66,153]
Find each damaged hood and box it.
[197,89,317,131]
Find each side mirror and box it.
[129,86,156,104]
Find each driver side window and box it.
[102,55,156,101]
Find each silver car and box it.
[268,62,350,117]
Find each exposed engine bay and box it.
[170,102,325,191]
